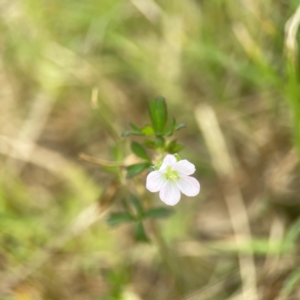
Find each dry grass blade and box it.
[5,93,54,174]
[130,0,162,23]
[195,104,258,300]
[232,22,262,61]
[263,215,285,275]
[285,5,300,65]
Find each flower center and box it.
[165,166,179,181]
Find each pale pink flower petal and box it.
[146,171,166,192]
[163,154,177,165]
[146,154,200,206]
[175,175,200,197]
[160,154,177,171]
[159,181,181,206]
[172,160,196,175]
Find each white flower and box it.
[146,154,200,206]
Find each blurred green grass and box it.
[1,0,300,299]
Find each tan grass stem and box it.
[195,104,258,300]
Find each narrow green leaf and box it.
[107,212,135,227]
[134,222,149,243]
[121,130,143,137]
[126,162,151,178]
[131,142,150,161]
[148,96,167,134]
[164,117,176,136]
[169,144,184,153]
[129,195,144,216]
[144,207,173,219]
[130,122,140,131]
[174,122,186,131]
[166,140,184,154]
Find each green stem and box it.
[146,197,185,297]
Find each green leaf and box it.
[130,122,140,131]
[143,139,156,149]
[164,117,176,136]
[144,207,173,219]
[166,140,184,154]
[140,125,155,136]
[170,144,184,153]
[129,195,144,216]
[134,222,149,243]
[107,212,135,226]
[174,122,186,131]
[148,96,167,134]
[126,162,151,178]
[131,142,150,161]
[121,130,143,137]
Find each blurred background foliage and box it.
[1,0,300,299]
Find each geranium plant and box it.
[82,96,200,242]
